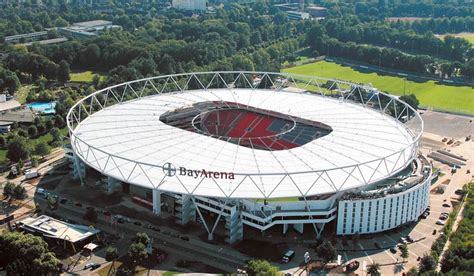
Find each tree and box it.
[28,125,37,137]
[34,142,51,158]
[13,184,27,200]
[135,232,150,246]
[246,259,279,275]
[80,44,101,67]
[46,195,57,210]
[399,244,409,261]
[399,94,419,110]
[407,267,418,276]
[0,68,20,95]
[315,240,337,265]
[128,242,147,264]
[54,115,65,127]
[419,254,436,273]
[0,232,62,274]
[50,128,61,143]
[3,182,15,198]
[105,246,119,262]
[6,135,30,162]
[367,262,381,276]
[57,60,70,82]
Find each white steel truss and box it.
[67,71,423,200]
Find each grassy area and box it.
[163,272,181,276]
[0,150,6,162]
[282,61,474,114]
[436,32,474,46]
[15,84,35,104]
[70,70,105,83]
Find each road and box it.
[34,196,247,273]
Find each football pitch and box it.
[282,61,474,115]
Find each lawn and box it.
[70,71,105,83]
[436,32,474,46]
[282,61,474,114]
[15,84,35,104]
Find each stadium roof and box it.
[69,72,422,199]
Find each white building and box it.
[172,0,206,11]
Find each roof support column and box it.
[152,189,161,215]
[72,152,85,186]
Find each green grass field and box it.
[282,61,474,114]
[70,71,105,83]
[436,32,474,46]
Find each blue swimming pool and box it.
[27,102,56,114]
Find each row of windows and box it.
[339,180,430,234]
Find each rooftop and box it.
[72,20,113,28]
[20,215,100,243]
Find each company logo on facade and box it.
[163,163,235,180]
[162,162,176,177]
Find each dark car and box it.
[390,246,397,253]
[442,203,451,208]
[60,199,68,204]
[162,230,171,235]
[75,202,82,207]
[133,221,142,226]
[180,236,190,241]
[374,242,381,249]
[152,226,160,232]
[406,235,414,243]
[90,263,101,270]
[171,233,180,238]
[455,189,465,195]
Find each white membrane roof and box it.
[72,88,418,199]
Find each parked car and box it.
[399,237,408,244]
[133,221,142,226]
[436,220,446,225]
[455,189,465,195]
[390,246,397,253]
[84,263,98,270]
[374,242,381,249]
[90,263,101,270]
[180,236,190,241]
[152,226,160,232]
[442,203,451,208]
[439,215,448,220]
[406,235,414,243]
[281,250,295,263]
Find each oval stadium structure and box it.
[67,72,432,243]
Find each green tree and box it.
[0,232,62,274]
[50,128,61,142]
[28,125,37,137]
[128,242,147,264]
[34,142,51,158]
[399,94,419,110]
[399,243,409,261]
[419,254,436,273]
[57,60,70,82]
[367,262,381,276]
[6,135,30,162]
[407,267,418,276]
[246,259,279,275]
[0,68,20,95]
[135,232,150,246]
[13,184,26,200]
[3,182,15,198]
[46,195,57,210]
[105,246,119,262]
[315,240,337,265]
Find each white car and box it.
[436,220,446,226]
[84,263,97,270]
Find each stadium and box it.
[66,72,432,244]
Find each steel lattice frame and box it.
[67,71,423,200]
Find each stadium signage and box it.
[163,162,235,180]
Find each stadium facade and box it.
[66,72,431,244]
